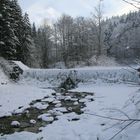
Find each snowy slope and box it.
[0,66,9,84]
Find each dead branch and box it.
[122,0,140,9]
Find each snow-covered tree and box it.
[0,0,18,59]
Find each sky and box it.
[18,0,138,25]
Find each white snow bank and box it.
[0,84,54,117]
[0,66,9,84]
[13,61,29,70]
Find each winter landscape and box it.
[1,0,140,140]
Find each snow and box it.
[0,66,9,84]
[1,84,140,140]
[38,114,54,122]
[0,41,5,45]
[1,66,140,140]
[11,121,20,127]
[0,83,54,117]
[21,66,140,88]
[33,102,49,110]
[29,119,36,124]
[13,61,29,70]
[74,101,79,105]
[42,97,55,103]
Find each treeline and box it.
[34,11,140,67]
[105,11,140,62]
[1,0,140,68]
[33,15,103,68]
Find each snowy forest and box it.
[1,0,140,68]
[1,0,140,140]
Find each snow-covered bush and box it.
[0,57,23,81]
[48,62,66,69]
[87,55,119,66]
[11,121,20,127]
[59,70,79,90]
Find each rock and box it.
[60,77,77,90]
[56,93,61,96]
[38,113,51,119]
[53,107,67,113]
[30,119,36,124]
[42,116,54,122]
[73,101,79,105]
[33,103,49,110]
[48,110,63,116]
[65,96,71,101]
[79,99,87,103]
[85,95,94,101]
[11,121,20,127]
[53,100,61,104]
[71,98,78,101]
[67,107,73,111]
[42,98,55,103]
[54,111,63,116]
[55,103,62,108]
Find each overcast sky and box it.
[18,0,138,25]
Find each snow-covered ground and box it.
[1,65,140,140]
[0,84,54,117]
[0,67,9,84]
[1,84,140,140]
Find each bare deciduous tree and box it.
[91,0,104,58]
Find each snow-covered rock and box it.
[65,96,71,101]
[11,121,20,127]
[79,99,88,103]
[53,100,61,104]
[29,119,36,124]
[56,93,61,96]
[67,107,72,111]
[38,113,51,119]
[48,110,63,116]
[38,114,54,122]
[42,98,55,103]
[53,107,67,113]
[73,101,79,105]
[33,103,49,110]
[71,98,78,101]
[55,103,62,108]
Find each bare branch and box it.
[122,0,140,9]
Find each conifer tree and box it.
[0,0,18,59]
